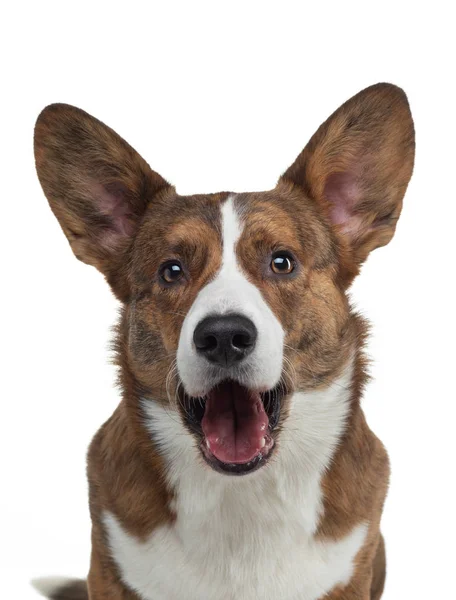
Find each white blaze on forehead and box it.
[220,196,241,272]
[176,195,284,397]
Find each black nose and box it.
[193,314,257,368]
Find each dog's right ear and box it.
[34,104,172,300]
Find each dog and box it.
[33,83,414,600]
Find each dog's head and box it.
[35,84,414,475]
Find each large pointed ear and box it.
[280,83,415,275]
[34,104,172,299]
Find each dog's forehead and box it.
[160,189,303,243]
[134,187,328,273]
[234,191,304,243]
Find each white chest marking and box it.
[104,362,367,600]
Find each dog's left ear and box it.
[281,83,415,274]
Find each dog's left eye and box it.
[270,253,295,275]
[160,261,184,284]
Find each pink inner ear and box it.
[324,171,364,236]
[92,182,136,238]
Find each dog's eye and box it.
[270,253,295,275]
[160,261,184,284]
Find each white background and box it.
[1,1,455,598]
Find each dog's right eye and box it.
[159,261,184,285]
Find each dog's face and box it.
[34,84,414,475]
[127,188,346,473]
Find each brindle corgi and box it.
[33,83,414,600]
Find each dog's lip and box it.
[178,380,286,475]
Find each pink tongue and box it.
[201,381,269,464]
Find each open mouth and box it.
[179,380,285,475]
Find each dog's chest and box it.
[104,472,367,600]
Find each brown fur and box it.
[34,83,414,599]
